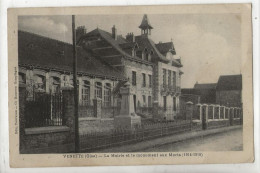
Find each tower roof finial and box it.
[139,14,153,29]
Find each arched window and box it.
[104,83,111,107]
[82,80,90,105]
[69,79,73,86]
[19,72,26,84]
[33,74,45,91]
[95,82,102,99]
[51,76,60,93]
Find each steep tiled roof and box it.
[155,42,176,55]
[80,28,153,65]
[119,42,137,49]
[18,30,126,81]
[135,35,182,67]
[216,75,242,91]
[135,35,168,63]
[194,83,217,89]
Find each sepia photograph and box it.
[7,4,254,167]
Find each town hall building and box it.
[77,14,183,120]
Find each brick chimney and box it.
[126,32,135,42]
[76,26,87,43]
[112,25,117,40]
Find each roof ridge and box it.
[195,83,217,85]
[18,30,73,47]
[219,74,242,77]
[155,41,173,45]
[19,30,127,81]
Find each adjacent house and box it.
[216,74,242,107]
[182,83,216,104]
[181,74,242,108]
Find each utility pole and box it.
[72,15,79,153]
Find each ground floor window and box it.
[95,82,102,99]
[163,96,167,111]
[51,76,60,94]
[82,80,90,105]
[19,72,26,84]
[148,96,152,107]
[33,74,45,91]
[173,97,177,111]
[104,83,111,107]
[142,95,146,107]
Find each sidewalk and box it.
[94,125,242,152]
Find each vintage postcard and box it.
[8,4,253,167]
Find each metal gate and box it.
[24,92,64,128]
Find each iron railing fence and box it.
[136,107,153,117]
[79,105,94,117]
[79,121,192,152]
[25,92,64,128]
[233,118,242,125]
[207,119,230,130]
[101,106,121,118]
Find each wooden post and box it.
[72,15,79,153]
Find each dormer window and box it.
[132,48,136,57]
[149,50,153,61]
[132,44,139,57]
[145,52,149,61]
[143,48,149,61]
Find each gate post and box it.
[185,101,194,120]
[229,107,234,126]
[240,108,243,125]
[93,98,102,118]
[61,87,75,150]
[202,104,208,130]
[185,101,194,130]
[19,84,27,153]
[153,101,159,120]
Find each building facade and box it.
[18,31,126,109]
[19,14,184,120]
[77,14,183,120]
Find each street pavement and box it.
[143,127,242,152]
[95,125,242,152]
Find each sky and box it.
[18,14,241,88]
